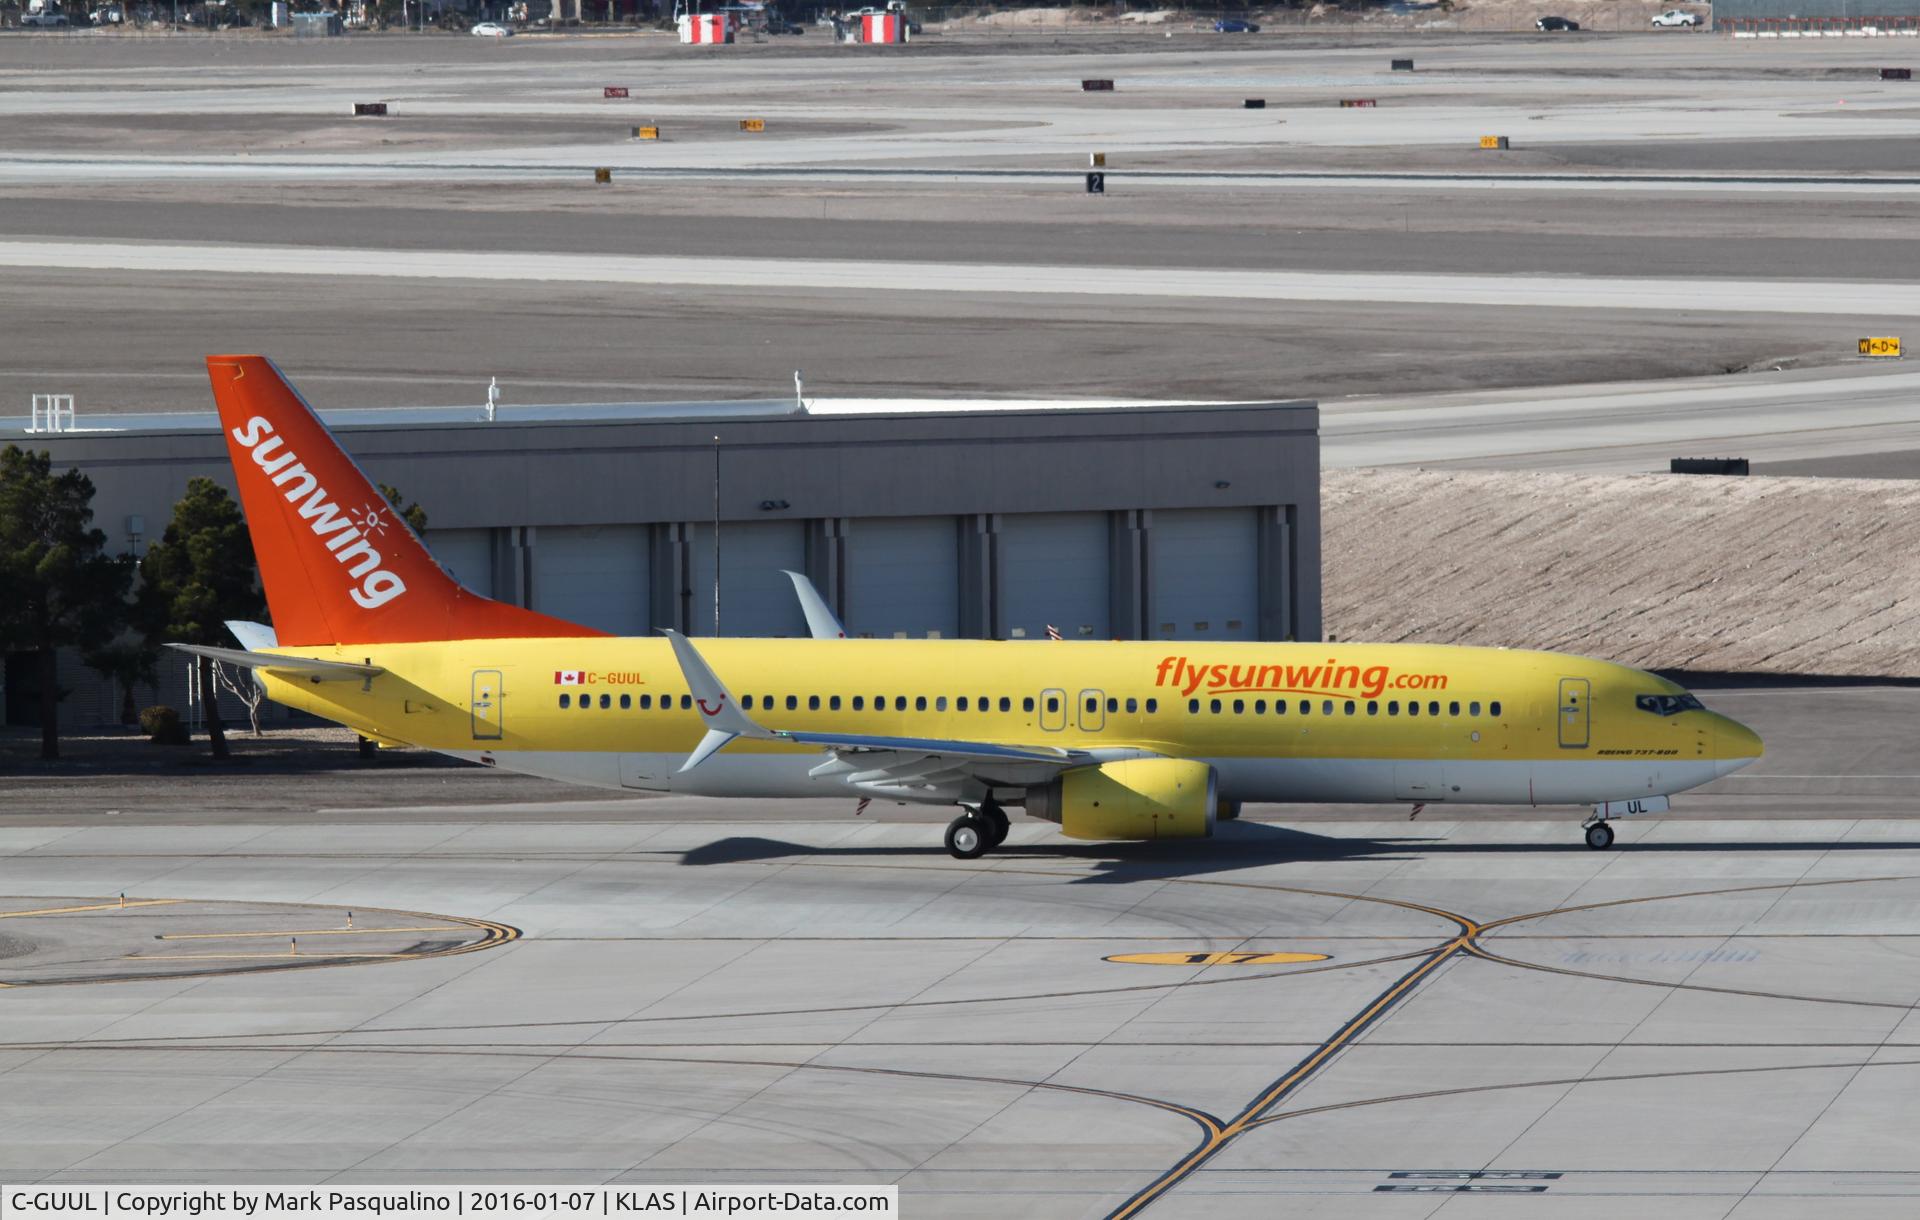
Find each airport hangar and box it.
[4,394,1321,727]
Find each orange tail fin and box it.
[207,355,607,646]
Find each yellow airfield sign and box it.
[1104,950,1331,967]
[1859,337,1902,358]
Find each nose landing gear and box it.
[945,796,1011,859]
[1583,820,1615,851]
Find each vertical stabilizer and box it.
[206,355,608,646]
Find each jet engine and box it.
[1025,758,1217,841]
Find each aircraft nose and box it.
[1714,714,1764,776]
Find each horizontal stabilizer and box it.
[166,643,384,682]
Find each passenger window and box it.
[595,694,607,709]
[1125,697,1137,713]
[809,695,821,711]
[1188,699,1200,714]
[620,694,631,710]
[559,693,571,708]
[958,697,969,712]
[782,695,795,711]
[1298,700,1310,715]
[1254,699,1266,714]
[639,694,651,709]
[1429,701,1440,717]
[1491,701,1503,718]
[853,696,864,711]
[1145,698,1157,713]
[1001,697,1013,712]
[936,697,947,711]
[1046,696,1059,713]
[916,696,927,711]
[1274,699,1285,715]
[1409,701,1420,717]
[1449,701,1460,717]
[1470,701,1481,716]
[1345,701,1355,715]
[830,695,842,711]
[742,694,755,710]
[1232,699,1244,714]
[1085,696,1097,713]
[1389,701,1399,715]
[895,696,907,711]
[680,695,692,710]
[1367,700,1378,716]
[1211,699,1223,714]
[1322,700,1334,716]
[1106,697,1118,713]
[1023,697,1034,713]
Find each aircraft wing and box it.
[660,630,1102,797]
[167,643,384,683]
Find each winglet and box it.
[781,569,847,640]
[661,629,771,771]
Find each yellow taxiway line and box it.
[0,900,179,919]
[154,927,451,940]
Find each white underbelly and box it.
[443,748,1726,809]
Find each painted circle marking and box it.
[1103,950,1332,967]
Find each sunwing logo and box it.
[1156,655,1449,700]
[230,415,407,610]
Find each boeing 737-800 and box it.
[175,356,1763,857]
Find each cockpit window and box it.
[1636,692,1705,716]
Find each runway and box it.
[7,239,1917,316]
[1323,365,1920,472]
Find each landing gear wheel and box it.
[1585,821,1615,851]
[946,813,989,860]
[980,802,1011,848]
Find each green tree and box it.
[0,445,131,760]
[83,636,159,727]
[379,483,428,533]
[138,477,265,761]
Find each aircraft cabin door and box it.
[471,669,504,741]
[1077,689,1105,732]
[1039,688,1066,732]
[1558,677,1590,749]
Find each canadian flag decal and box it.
[554,670,586,685]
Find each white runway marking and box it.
[2,239,1915,316]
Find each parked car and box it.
[20,11,71,25]
[1534,14,1579,29]
[1650,8,1699,24]
[470,19,513,33]
[1213,17,1259,31]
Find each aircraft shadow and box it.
[677,821,1920,883]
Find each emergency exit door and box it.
[471,669,504,741]
[1558,677,1589,749]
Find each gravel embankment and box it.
[1324,468,1920,677]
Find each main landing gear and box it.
[945,796,1011,860]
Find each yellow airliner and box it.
[177,356,1763,857]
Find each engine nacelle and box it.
[1025,758,1217,841]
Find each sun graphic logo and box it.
[349,502,391,538]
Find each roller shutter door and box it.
[688,521,807,637]
[1000,512,1109,641]
[1151,508,1258,641]
[845,516,959,639]
[532,525,650,635]
[425,528,492,597]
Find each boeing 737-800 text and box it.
[175,356,1763,856]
